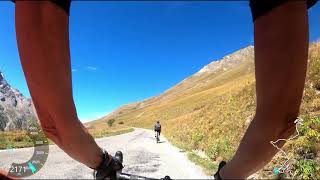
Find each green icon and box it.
[273,167,280,175]
[28,162,37,174]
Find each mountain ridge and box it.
[0,71,36,131]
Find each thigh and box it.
[254,1,309,125]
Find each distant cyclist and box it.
[154,121,161,139]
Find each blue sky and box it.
[0,2,319,122]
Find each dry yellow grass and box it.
[0,131,35,149]
[86,121,134,139]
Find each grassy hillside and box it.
[85,119,134,139]
[91,43,320,178]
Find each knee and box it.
[42,125,56,136]
[278,111,300,139]
[256,108,300,139]
[40,124,61,143]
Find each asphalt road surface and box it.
[0,128,211,179]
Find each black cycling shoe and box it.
[93,149,124,180]
[214,161,227,180]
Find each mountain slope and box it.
[0,71,36,131]
[89,43,320,178]
[89,46,254,126]
[89,45,255,130]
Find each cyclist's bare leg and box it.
[15,1,103,168]
[220,1,308,178]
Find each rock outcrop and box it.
[0,71,36,131]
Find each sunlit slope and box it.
[89,45,256,151]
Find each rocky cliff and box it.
[0,71,36,131]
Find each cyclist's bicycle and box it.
[114,151,171,180]
[155,132,160,143]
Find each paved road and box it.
[0,128,211,179]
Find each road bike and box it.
[155,131,160,143]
